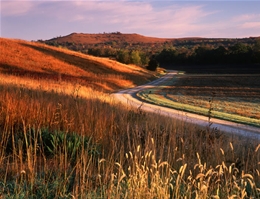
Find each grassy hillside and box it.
[47,32,176,44]
[0,38,155,93]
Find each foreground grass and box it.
[0,84,259,198]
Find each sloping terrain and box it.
[45,32,216,47]
[0,38,155,94]
[47,32,175,44]
[46,32,259,46]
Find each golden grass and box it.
[0,38,155,93]
[0,82,259,198]
[0,38,259,198]
[48,32,175,45]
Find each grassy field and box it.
[137,74,260,127]
[0,38,259,198]
[0,38,155,93]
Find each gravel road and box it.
[113,71,260,140]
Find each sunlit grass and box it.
[0,38,155,92]
[0,84,259,198]
[0,38,259,198]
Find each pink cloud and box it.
[232,14,260,22]
[1,1,34,16]
[241,22,260,29]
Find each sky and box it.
[1,0,260,41]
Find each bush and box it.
[147,58,159,71]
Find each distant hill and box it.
[42,32,260,57]
[46,32,175,44]
[45,32,259,46]
[41,33,260,72]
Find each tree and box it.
[252,39,260,63]
[130,50,141,65]
[139,52,149,66]
[228,43,251,63]
[117,50,130,64]
[147,58,159,71]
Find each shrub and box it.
[147,58,159,71]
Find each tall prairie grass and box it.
[0,38,259,198]
[0,83,259,198]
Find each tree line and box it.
[41,38,260,71]
[155,41,260,65]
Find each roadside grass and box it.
[137,74,260,127]
[0,82,259,198]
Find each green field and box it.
[137,74,260,127]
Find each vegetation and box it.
[0,38,259,198]
[41,33,260,69]
[0,83,259,198]
[137,74,260,127]
[147,57,159,71]
[0,80,260,198]
[155,41,260,65]
[0,38,155,92]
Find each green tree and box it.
[130,50,141,65]
[117,50,130,64]
[228,43,251,63]
[139,52,149,66]
[252,39,260,63]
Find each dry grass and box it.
[0,38,155,93]
[0,84,259,198]
[0,38,259,198]
[47,32,176,45]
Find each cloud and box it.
[2,0,259,40]
[231,13,260,35]
[232,14,260,22]
[54,1,214,37]
[241,22,260,29]
[0,1,220,37]
[1,1,35,16]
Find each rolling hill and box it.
[0,37,156,95]
[45,32,259,46]
[46,32,176,44]
[43,33,260,69]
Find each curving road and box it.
[113,70,260,140]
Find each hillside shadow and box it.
[0,63,139,92]
[20,43,151,85]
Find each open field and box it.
[138,74,260,127]
[161,64,260,74]
[0,38,259,198]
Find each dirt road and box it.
[113,70,260,140]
